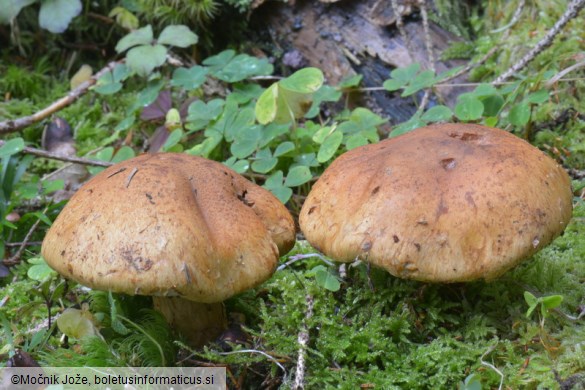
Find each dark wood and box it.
[257,0,468,125]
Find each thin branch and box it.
[0,140,113,167]
[218,349,287,377]
[418,89,432,113]
[552,306,585,321]
[3,208,47,266]
[414,0,434,112]
[277,253,335,271]
[545,59,585,87]
[418,0,435,73]
[494,0,585,84]
[0,61,121,135]
[125,167,139,188]
[86,12,115,25]
[361,77,585,92]
[568,168,585,180]
[480,344,504,390]
[250,75,284,81]
[5,241,43,247]
[441,45,501,85]
[391,0,415,62]
[166,52,187,67]
[293,294,314,390]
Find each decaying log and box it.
[256,0,468,124]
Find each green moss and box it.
[0,269,50,334]
[195,202,585,388]
[2,190,582,388]
[135,0,220,26]
[1,1,584,384]
[441,41,476,61]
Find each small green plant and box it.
[459,373,482,390]
[57,304,99,339]
[115,25,199,76]
[255,67,324,125]
[524,291,564,326]
[383,64,557,140]
[26,257,57,281]
[306,265,341,292]
[0,65,48,99]
[0,0,82,33]
[0,139,33,258]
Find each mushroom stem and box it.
[152,296,227,347]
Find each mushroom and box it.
[299,123,573,282]
[42,153,295,346]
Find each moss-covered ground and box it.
[1,1,585,388]
[0,201,583,388]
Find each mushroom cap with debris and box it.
[42,153,296,302]
[299,123,573,282]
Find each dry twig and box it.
[391,0,415,61]
[293,294,315,390]
[125,167,139,188]
[441,46,501,85]
[218,349,288,378]
[417,0,435,73]
[5,241,43,247]
[0,140,113,167]
[3,208,47,266]
[545,59,585,87]
[481,344,504,390]
[494,0,585,83]
[0,61,121,135]
[277,253,334,271]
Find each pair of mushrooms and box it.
[42,123,573,346]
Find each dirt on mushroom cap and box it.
[299,123,573,282]
[42,153,296,302]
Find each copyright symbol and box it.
[11,375,19,385]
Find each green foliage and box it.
[171,66,208,90]
[441,41,476,61]
[459,373,482,390]
[0,65,48,99]
[0,151,35,258]
[524,292,564,321]
[198,208,584,387]
[40,336,121,367]
[134,0,219,26]
[1,2,584,386]
[115,25,198,76]
[38,0,82,33]
[0,138,24,159]
[86,146,136,175]
[383,63,461,98]
[306,265,340,292]
[37,292,176,367]
[108,6,139,30]
[431,0,477,40]
[26,257,57,281]
[256,67,324,125]
[57,306,99,339]
[0,0,82,33]
[93,64,131,95]
[203,50,273,82]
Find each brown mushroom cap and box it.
[42,153,295,302]
[299,123,573,282]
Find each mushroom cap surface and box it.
[299,123,573,282]
[42,153,295,302]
